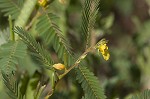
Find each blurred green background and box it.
[0,0,150,99]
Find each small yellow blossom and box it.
[97,39,110,61]
[38,0,48,7]
[53,63,65,70]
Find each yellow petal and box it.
[99,44,107,52]
[102,51,110,61]
[53,63,65,70]
[98,42,110,60]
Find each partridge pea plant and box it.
[0,0,110,99]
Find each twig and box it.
[59,45,96,79]
[25,11,41,30]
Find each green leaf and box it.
[0,0,22,19]
[17,0,25,7]
[0,40,27,75]
[131,89,150,99]
[14,26,54,69]
[76,66,106,99]
[82,94,88,99]
[80,0,100,47]
[1,72,23,99]
[36,12,74,66]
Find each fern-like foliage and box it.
[0,40,27,75]
[76,66,106,99]
[0,0,23,19]
[131,89,150,99]
[82,94,88,99]
[17,0,25,7]
[81,0,100,47]
[14,26,54,69]
[36,12,73,66]
[1,72,22,99]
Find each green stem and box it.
[8,15,15,41]
[25,11,41,30]
[34,82,46,99]
[59,45,96,79]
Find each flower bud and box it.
[53,63,65,70]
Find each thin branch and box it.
[9,15,15,41]
[59,44,97,79]
[25,11,41,30]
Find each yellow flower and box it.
[53,63,65,70]
[97,39,110,61]
[38,0,48,7]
